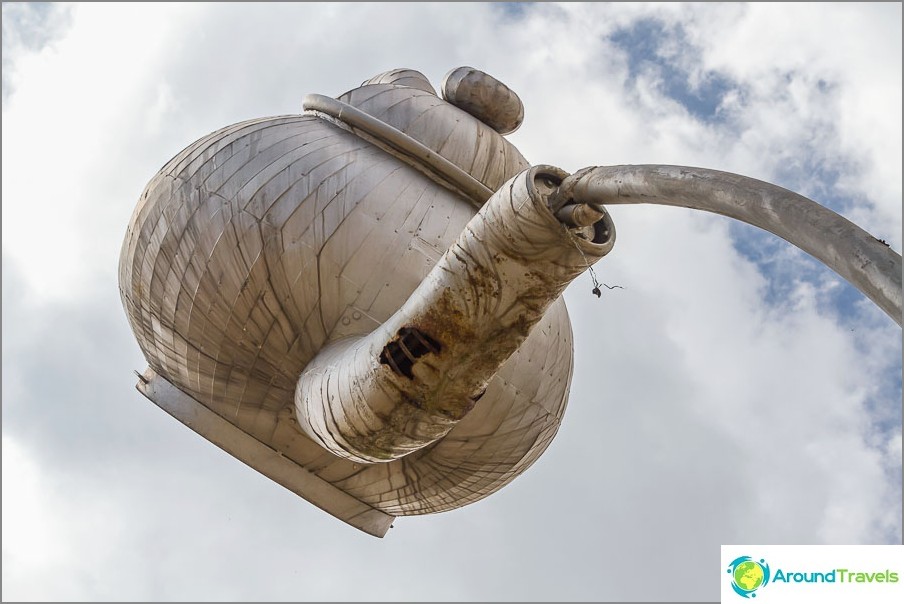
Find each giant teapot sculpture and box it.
[120,67,901,537]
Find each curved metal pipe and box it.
[555,165,902,326]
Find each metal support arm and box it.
[554,165,902,326]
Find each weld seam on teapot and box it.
[302,93,493,208]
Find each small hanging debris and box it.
[588,264,624,298]
[565,224,624,299]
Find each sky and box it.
[1,2,901,602]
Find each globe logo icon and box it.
[726,556,771,598]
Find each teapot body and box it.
[120,70,579,519]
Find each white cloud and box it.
[2,3,900,601]
[2,3,203,300]
[686,3,902,246]
[1,436,65,588]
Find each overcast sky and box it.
[2,2,901,602]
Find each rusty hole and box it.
[379,327,443,379]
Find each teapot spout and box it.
[294,165,615,463]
